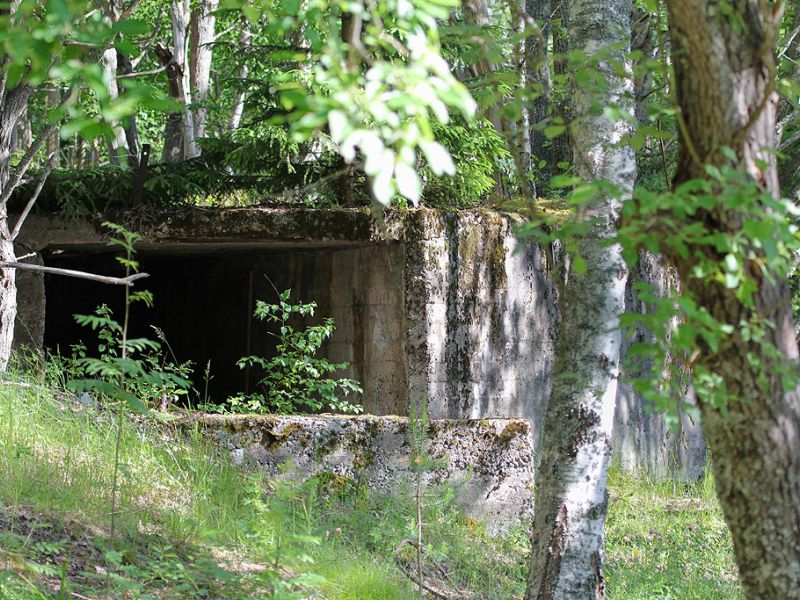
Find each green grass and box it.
[0,371,743,599]
[604,469,741,599]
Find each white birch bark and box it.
[228,25,252,132]
[171,0,199,159]
[525,0,635,596]
[101,47,131,166]
[189,0,218,140]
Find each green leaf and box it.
[572,254,587,275]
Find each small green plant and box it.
[67,224,191,413]
[233,289,363,414]
[403,397,447,596]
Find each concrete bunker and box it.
[15,205,706,480]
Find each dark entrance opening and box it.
[42,242,407,411]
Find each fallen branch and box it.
[394,539,470,600]
[0,262,149,286]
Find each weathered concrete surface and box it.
[22,205,707,479]
[13,253,45,353]
[15,206,409,252]
[403,210,558,456]
[186,413,534,533]
[613,252,707,480]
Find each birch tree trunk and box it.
[228,24,251,132]
[0,83,32,371]
[526,0,552,182]
[170,0,199,159]
[189,0,218,140]
[101,48,131,165]
[666,1,800,597]
[525,0,635,595]
[462,0,534,200]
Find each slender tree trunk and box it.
[171,0,199,159]
[116,51,140,168]
[45,89,61,167]
[228,24,251,131]
[0,85,31,371]
[462,0,533,200]
[10,104,31,155]
[154,43,185,162]
[101,47,131,166]
[525,0,635,596]
[527,0,552,184]
[549,0,571,171]
[189,0,218,141]
[667,2,800,597]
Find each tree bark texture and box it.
[526,0,552,182]
[667,1,800,597]
[0,84,30,371]
[189,0,218,140]
[525,0,635,597]
[170,0,199,159]
[228,24,251,132]
[462,0,533,200]
[154,42,185,163]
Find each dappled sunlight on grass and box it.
[605,469,741,599]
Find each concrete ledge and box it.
[184,413,534,534]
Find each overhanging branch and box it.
[0,262,149,286]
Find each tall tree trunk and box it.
[116,51,140,168]
[45,89,61,167]
[228,24,251,132]
[171,0,199,159]
[0,85,32,371]
[525,0,635,596]
[10,104,31,155]
[667,1,800,597]
[549,0,571,172]
[189,0,218,141]
[527,0,552,185]
[154,43,185,162]
[101,47,131,166]
[462,0,533,200]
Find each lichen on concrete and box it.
[182,413,534,534]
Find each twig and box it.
[130,4,165,68]
[0,88,77,208]
[0,262,149,286]
[393,555,464,600]
[0,381,31,388]
[11,153,56,241]
[118,66,167,78]
[778,128,800,152]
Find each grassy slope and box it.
[0,378,741,599]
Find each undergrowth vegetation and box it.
[0,364,740,599]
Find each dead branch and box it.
[118,66,167,78]
[0,262,149,286]
[11,153,56,241]
[394,539,471,600]
[0,88,77,207]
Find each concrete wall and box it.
[187,413,534,533]
[403,211,558,455]
[245,244,408,415]
[613,252,707,480]
[18,207,707,479]
[13,254,45,353]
